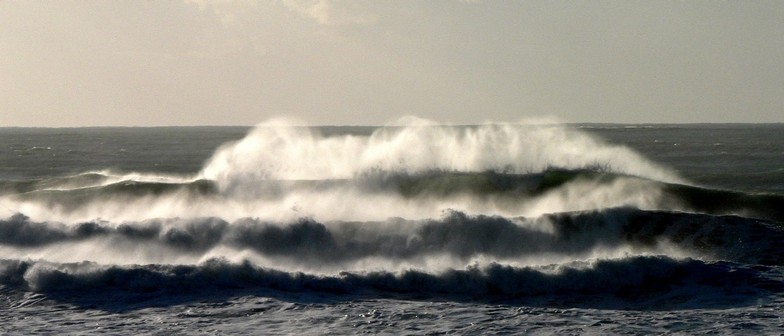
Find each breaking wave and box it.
[1,256,781,309]
[199,119,681,190]
[1,119,783,309]
[1,208,783,267]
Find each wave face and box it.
[1,120,783,320]
[2,256,781,309]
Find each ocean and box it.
[1,121,783,334]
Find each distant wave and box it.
[0,171,202,194]
[200,120,682,189]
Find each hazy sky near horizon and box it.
[2,1,783,126]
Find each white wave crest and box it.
[199,118,681,195]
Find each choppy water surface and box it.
[1,121,783,334]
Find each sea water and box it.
[0,121,783,334]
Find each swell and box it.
[661,183,784,223]
[1,168,585,200]
[5,169,783,223]
[0,171,209,195]
[3,208,783,266]
[0,173,110,194]
[8,179,217,208]
[1,122,782,311]
[0,256,781,309]
[374,170,784,223]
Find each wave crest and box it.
[199,120,681,194]
[3,207,783,267]
[1,256,779,310]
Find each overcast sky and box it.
[1,1,782,126]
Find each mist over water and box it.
[202,118,681,184]
[1,120,783,333]
[2,119,686,225]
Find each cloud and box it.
[281,0,378,25]
[183,0,250,26]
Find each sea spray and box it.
[2,119,686,224]
[1,122,783,332]
[200,119,682,190]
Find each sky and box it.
[1,1,783,126]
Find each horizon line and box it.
[1,121,783,129]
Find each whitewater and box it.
[1,119,783,334]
